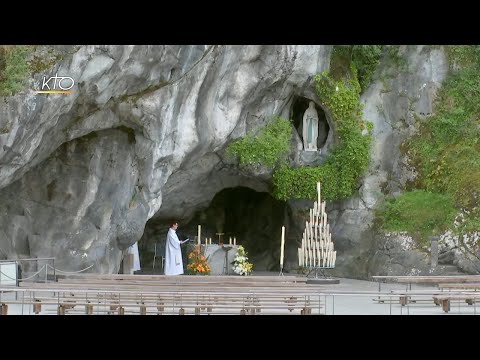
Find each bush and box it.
[226,116,292,169]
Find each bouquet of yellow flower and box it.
[187,244,211,275]
[231,245,253,276]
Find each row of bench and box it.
[371,275,480,313]
[1,274,324,315]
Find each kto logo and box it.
[35,73,75,94]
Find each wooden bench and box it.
[1,285,324,315]
[432,294,480,313]
[438,283,480,291]
[372,275,480,291]
[6,274,323,316]
[372,289,446,306]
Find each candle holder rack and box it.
[298,182,337,278]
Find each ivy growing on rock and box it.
[378,45,480,246]
[226,116,292,169]
[273,66,373,201]
[386,45,480,242]
[227,47,376,202]
[329,45,383,93]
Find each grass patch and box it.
[444,45,480,70]
[0,45,32,96]
[376,190,457,247]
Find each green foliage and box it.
[444,45,480,70]
[226,116,292,168]
[273,69,373,201]
[227,47,375,202]
[459,208,480,234]
[376,190,457,247]
[351,45,383,92]
[274,164,353,201]
[385,45,408,71]
[388,45,480,245]
[404,46,480,209]
[329,45,354,81]
[315,68,363,120]
[0,45,31,97]
[330,45,383,92]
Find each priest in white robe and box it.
[164,222,188,275]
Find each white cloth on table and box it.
[127,242,141,271]
[164,228,184,275]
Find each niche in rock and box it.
[291,97,329,151]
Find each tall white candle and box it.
[317,182,321,206]
[305,222,309,252]
[198,225,201,245]
[280,226,285,268]
[305,242,308,268]
[229,237,232,245]
[316,245,321,268]
[233,237,236,246]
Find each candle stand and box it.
[298,182,339,284]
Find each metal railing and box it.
[0,258,94,285]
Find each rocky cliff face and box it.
[0,45,331,273]
[328,46,456,277]
[1,45,474,277]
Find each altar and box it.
[202,244,239,275]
